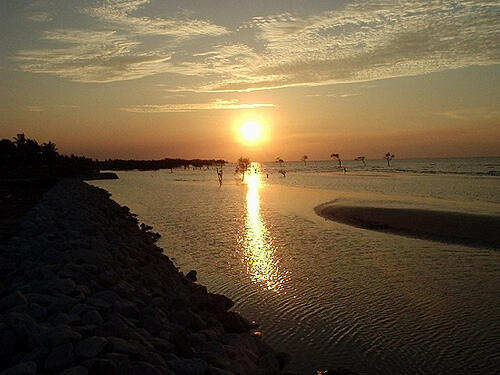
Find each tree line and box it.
[0,134,227,179]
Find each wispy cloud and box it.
[25,105,45,112]
[13,29,172,82]
[83,0,228,38]
[204,0,500,91]
[438,108,500,121]
[25,12,53,22]
[120,99,275,113]
[12,0,499,89]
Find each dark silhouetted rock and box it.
[88,359,117,375]
[0,361,37,375]
[60,366,89,375]
[75,336,108,358]
[185,270,197,281]
[45,343,75,371]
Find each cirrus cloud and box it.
[120,99,276,113]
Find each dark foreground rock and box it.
[0,179,288,374]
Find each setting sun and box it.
[241,121,263,144]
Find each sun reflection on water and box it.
[239,163,286,292]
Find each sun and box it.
[240,121,263,144]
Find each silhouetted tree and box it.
[216,167,223,187]
[236,157,251,181]
[41,141,58,164]
[385,152,395,167]
[330,153,342,168]
[301,155,308,166]
[354,156,366,166]
[13,134,27,151]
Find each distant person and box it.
[343,167,347,174]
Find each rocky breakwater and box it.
[0,179,290,375]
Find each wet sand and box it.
[315,203,500,248]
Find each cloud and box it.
[25,105,45,112]
[437,108,500,121]
[120,99,275,113]
[12,0,499,89]
[25,12,53,22]
[13,29,172,82]
[83,0,228,38]
[203,0,500,91]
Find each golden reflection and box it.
[239,163,285,292]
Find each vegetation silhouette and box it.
[1,134,227,179]
[1,134,99,179]
[354,156,366,166]
[330,153,342,168]
[235,157,251,181]
[99,158,226,172]
[385,152,395,167]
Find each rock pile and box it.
[0,179,289,375]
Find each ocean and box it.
[92,157,500,375]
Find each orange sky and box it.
[1,1,499,161]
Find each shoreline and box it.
[315,202,500,248]
[0,179,290,374]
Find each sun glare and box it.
[241,121,262,144]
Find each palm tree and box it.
[276,157,284,167]
[384,152,395,167]
[13,133,27,151]
[354,156,366,166]
[41,141,58,165]
[301,155,308,166]
[330,153,342,168]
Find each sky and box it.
[1,0,499,161]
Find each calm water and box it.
[93,158,500,375]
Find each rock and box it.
[60,366,88,375]
[171,309,206,330]
[112,300,139,319]
[0,327,26,366]
[21,346,50,369]
[93,290,121,303]
[258,352,280,373]
[82,310,104,325]
[103,353,130,373]
[0,291,27,311]
[5,312,40,338]
[98,270,121,287]
[149,337,175,352]
[49,278,76,295]
[168,358,209,375]
[45,343,75,371]
[317,369,359,375]
[218,312,253,333]
[0,361,37,375]
[75,336,108,358]
[124,361,165,375]
[87,359,117,375]
[40,325,82,347]
[85,297,112,311]
[107,336,144,356]
[185,270,197,281]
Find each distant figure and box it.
[343,167,347,174]
[266,173,269,178]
